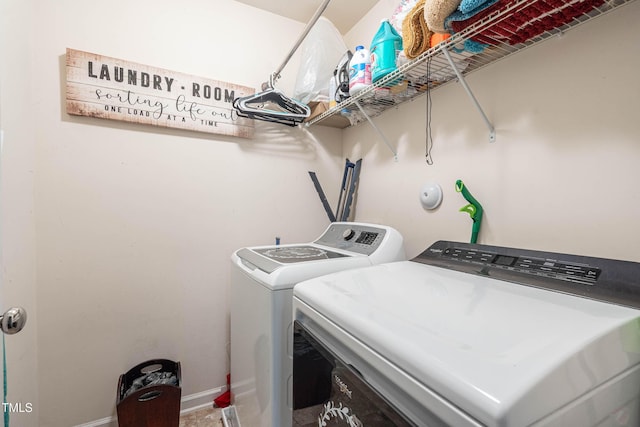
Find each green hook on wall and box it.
[456,180,483,244]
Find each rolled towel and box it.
[402,0,433,59]
[425,0,462,33]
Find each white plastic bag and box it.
[390,0,420,35]
[293,17,348,104]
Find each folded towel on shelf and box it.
[450,0,606,46]
[444,0,500,31]
[402,0,433,59]
[424,0,462,33]
[458,0,498,13]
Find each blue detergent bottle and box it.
[370,19,403,83]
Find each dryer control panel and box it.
[414,240,640,310]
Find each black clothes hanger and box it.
[233,81,310,127]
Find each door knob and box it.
[0,307,27,335]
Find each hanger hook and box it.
[271,73,279,88]
[261,73,278,92]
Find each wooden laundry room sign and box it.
[65,48,255,138]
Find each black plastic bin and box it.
[116,359,182,427]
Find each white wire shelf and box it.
[306,0,635,129]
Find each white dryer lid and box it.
[293,261,640,427]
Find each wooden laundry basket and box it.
[116,359,182,427]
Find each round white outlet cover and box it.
[420,182,443,210]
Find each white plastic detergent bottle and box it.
[348,45,371,96]
[370,19,403,83]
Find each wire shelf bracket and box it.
[355,100,399,161]
[441,48,496,143]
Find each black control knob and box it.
[342,229,356,241]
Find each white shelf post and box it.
[441,48,496,143]
[355,100,398,161]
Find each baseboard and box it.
[73,386,225,427]
[179,386,225,415]
[74,415,118,427]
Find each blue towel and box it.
[459,0,496,14]
[452,39,488,54]
[444,0,499,31]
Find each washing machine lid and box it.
[293,260,640,427]
[236,245,351,274]
[253,245,348,264]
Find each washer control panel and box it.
[315,223,388,256]
[414,240,640,310]
[441,247,601,285]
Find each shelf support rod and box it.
[354,100,398,161]
[268,0,331,88]
[441,48,496,143]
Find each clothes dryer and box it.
[293,241,640,427]
[229,222,405,427]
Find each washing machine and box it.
[292,240,640,427]
[228,222,406,427]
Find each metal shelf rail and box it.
[306,0,635,136]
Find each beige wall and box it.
[344,1,640,261]
[5,0,343,426]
